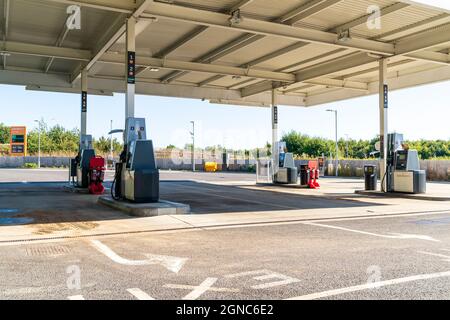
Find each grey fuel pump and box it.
[112,117,159,203]
[384,133,426,194]
[70,134,96,188]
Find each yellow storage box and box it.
[204,162,218,172]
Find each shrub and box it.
[24,163,38,169]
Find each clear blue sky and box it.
[0,80,449,150]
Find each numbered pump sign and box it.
[10,126,27,156]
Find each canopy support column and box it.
[80,68,87,141]
[125,17,136,119]
[271,89,279,180]
[379,58,388,192]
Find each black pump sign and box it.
[384,84,388,109]
[127,51,136,84]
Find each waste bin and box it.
[364,165,377,191]
[300,165,310,186]
[287,167,298,184]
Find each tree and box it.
[93,136,122,155]
[0,123,9,144]
[282,131,334,158]
[27,121,79,155]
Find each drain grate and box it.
[26,245,71,257]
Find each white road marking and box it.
[0,282,96,297]
[68,295,85,300]
[303,222,440,242]
[225,270,300,289]
[143,253,188,274]
[90,240,187,273]
[183,278,218,300]
[164,284,238,293]
[127,288,155,300]
[287,270,450,300]
[164,278,239,300]
[1,209,448,248]
[418,251,450,262]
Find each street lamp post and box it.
[345,133,349,158]
[190,121,195,172]
[110,120,114,162]
[326,109,339,177]
[34,120,41,169]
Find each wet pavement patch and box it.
[0,209,19,214]
[0,217,34,225]
[0,208,34,225]
[31,221,99,235]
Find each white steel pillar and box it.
[125,17,136,119]
[271,89,279,179]
[80,68,88,140]
[379,58,388,192]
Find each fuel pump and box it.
[70,134,96,188]
[112,118,159,203]
[383,133,426,194]
[274,142,298,184]
[384,133,404,192]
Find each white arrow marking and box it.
[303,222,440,242]
[90,240,188,273]
[127,288,155,300]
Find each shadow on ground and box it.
[0,180,386,230]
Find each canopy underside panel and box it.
[0,0,449,107]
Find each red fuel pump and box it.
[88,156,105,195]
[308,160,320,189]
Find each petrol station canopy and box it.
[1,0,450,107]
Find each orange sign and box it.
[10,126,27,156]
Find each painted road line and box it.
[303,222,440,242]
[90,240,187,273]
[1,209,447,248]
[225,270,300,289]
[164,278,239,300]
[418,251,450,262]
[287,270,450,300]
[127,288,155,300]
[68,295,85,300]
[143,253,187,273]
[0,285,61,296]
[183,278,218,300]
[193,209,450,233]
